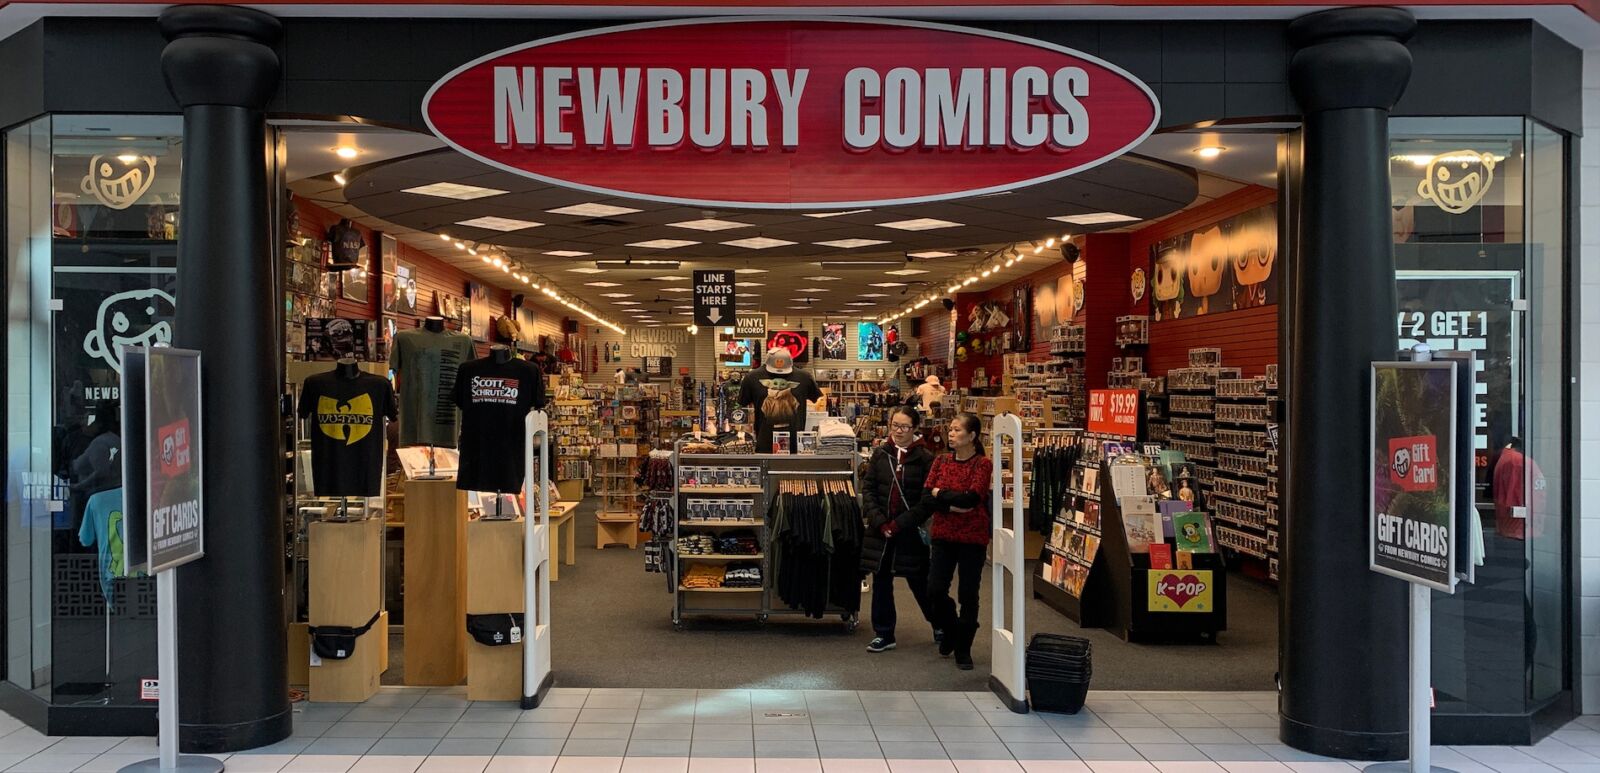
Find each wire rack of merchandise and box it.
[550,382,596,497]
[1209,368,1279,579]
[670,440,859,630]
[1048,323,1087,427]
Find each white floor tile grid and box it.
[0,690,1591,773]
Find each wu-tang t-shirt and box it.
[453,357,547,493]
[299,370,398,496]
[737,367,822,451]
[326,221,365,270]
[390,328,476,447]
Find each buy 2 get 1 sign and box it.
[1087,389,1140,437]
[422,18,1160,209]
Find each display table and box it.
[549,501,577,581]
[466,517,523,701]
[404,479,467,685]
[309,518,384,702]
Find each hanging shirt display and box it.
[737,366,822,451]
[298,370,398,496]
[77,487,126,603]
[453,356,547,492]
[325,219,365,270]
[390,327,476,447]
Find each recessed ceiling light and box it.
[791,297,823,302]
[615,301,641,306]
[737,300,760,306]
[878,218,962,231]
[740,269,769,274]
[861,293,889,298]
[402,182,507,200]
[661,287,694,293]
[815,238,889,249]
[846,301,877,306]
[547,203,641,217]
[804,209,872,218]
[797,287,830,292]
[595,259,680,268]
[455,216,542,232]
[788,306,813,310]
[1050,212,1140,225]
[870,282,907,288]
[737,282,765,287]
[673,305,694,310]
[599,292,632,298]
[885,269,930,276]
[569,267,605,274]
[585,282,622,287]
[544,250,591,257]
[802,276,840,282]
[722,237,796,250]
[908,251,955,259]
[668,218,750,231]
[334,146,359,159]
[650,275,687,282]
[627,239,699,249]
[1195,146,1227,159]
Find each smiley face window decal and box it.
[1414,149,1499,215]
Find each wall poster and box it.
[856,322,884,362]
[1032,268,1081,334]
[1150,203,1278,321]
[819,323,847,360]
[392,263,418,315]
[766,330,810,364]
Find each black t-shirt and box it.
[298,370,398,497]
[453,356,547,493]
[326,221,365,270]
[737,367,822,452]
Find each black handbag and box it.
[308,610,382,661]
[466,613,525,646]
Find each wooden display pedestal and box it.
[595,515,639,550]
[466,517,524,702]
[309,519,384,702]
[556,480,584,502]
[404,479,467,685]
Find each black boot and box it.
[954,622,977,670]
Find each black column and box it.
[159,6,290,753]
[1280,7,1416,761]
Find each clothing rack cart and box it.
[670,439,860,631]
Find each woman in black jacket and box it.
[859,407,940,653]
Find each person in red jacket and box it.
[920,412,994,670]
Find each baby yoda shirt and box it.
[737,367,822,452]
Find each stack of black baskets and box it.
[1026,633,1093,713]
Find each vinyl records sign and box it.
[422,18,1160,209]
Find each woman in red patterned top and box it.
[920,412,994,670]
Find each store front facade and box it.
[0,0,1590,762]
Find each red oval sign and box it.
[423,18,1160,209]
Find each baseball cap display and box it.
[765,347,794,375]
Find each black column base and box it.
[1281,713,1406,762]
[181,709,293,754]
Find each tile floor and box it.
[2,688,1598,773]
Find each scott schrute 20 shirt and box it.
[452,356,547,493]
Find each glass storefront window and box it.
[1389,117,1568,717]
[4,115,181,707]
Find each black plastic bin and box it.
[1027,633,1092,714]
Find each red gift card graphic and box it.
[157,418,192,478]
[1388,435,1438,492]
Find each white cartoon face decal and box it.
[83,289,176,374]
[1417,150,1496,215]
[81,155,157,211]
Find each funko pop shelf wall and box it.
[927,185,1278,391]
[1131,186,1279,378]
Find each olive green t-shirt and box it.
[390,327,476,447]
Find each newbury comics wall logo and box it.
[82,155,157,210]
[83,289,175,374]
